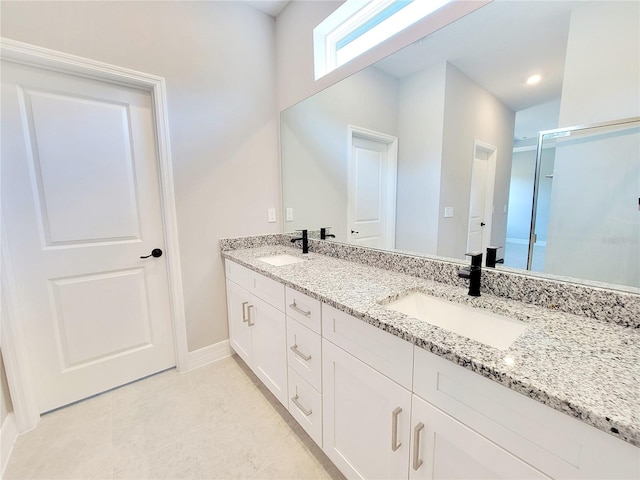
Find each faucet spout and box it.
[320,227,335,240]
[291,229,309,254]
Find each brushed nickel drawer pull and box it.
[241,301,249,322]
[247,304,255,326]
[413,422,424,470]
[290,344,312,361]
[292,394,312,416]
[391,407,402,452]
[289,301,311,317]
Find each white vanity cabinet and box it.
[322,304,414,479]
[224,258,640,480]
[409,394,548,479]
[412,348,640,480]
[225,260,287,406]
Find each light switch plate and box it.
[444,207,454,218]
[286,208,294,222]
[267,208,276,223]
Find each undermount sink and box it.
[384,292,527,350]
[257,254,306,266]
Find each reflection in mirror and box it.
[528,120,639,288]
[281,1,640,291]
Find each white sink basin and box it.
[257,254,306,266]
[384,292,527,350]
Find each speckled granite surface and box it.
[220,234,640,329]
[220,242,640,448]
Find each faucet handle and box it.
[465,251,483,267]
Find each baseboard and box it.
[1,412,18,476]
[185,340,231,371]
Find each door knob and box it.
[140,248,163,259]
[480,222,486,227]
[351,230,359,234]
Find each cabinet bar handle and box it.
[292,394,312,416]
[412,422,424,470]
[289,344,312,361]
[391,407,402,452]
[247,304,255,326]
[241,301,249,322]
[289,301,311,317]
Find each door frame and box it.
[0,38,189,433]
[347,125,398,249]
[466,140,497,254]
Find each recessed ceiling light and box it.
[526,74,542,85]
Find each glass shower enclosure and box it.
[524,117,640,290]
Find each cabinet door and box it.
[409,395,548,480]
[251,294,288,406]
[226,279,253,365]
[323,339,412,480]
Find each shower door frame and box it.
[526,116,640,270]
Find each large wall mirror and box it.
[281,0,639,292]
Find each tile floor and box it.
[3,355,345,480]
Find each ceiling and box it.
[375,1,575,112]
[244,0,290,17]
[373,0,578,138]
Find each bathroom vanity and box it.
[221,235,639,480]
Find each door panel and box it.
[348,134,396,249]
[467,153,488,253]
[251,295,287,406]
[323,339,411,479]
[467,143,496,255]
[410,395,548,480]
[1,60,175,412]
[226,279,253,365]
[50,269,152,368]
[21,88,141,245]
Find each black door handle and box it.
[480,222,486,227]
[351,230,359,234]
[140,248,163,259]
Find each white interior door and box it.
[466,142,497,255]
[1,60,176,413]
[348,129,397,249]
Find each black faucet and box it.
[320,227,335,240]
[458,252,482,297]
[291,229,308,254]
[486,246,504,268]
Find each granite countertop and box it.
[221,245,640,448]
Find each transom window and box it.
[313,0,453,80]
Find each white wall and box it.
[395,63,446,254]
[439,63,515,260]
[281,67,399,242]
[275,0,344,111]
[558,1,640,126]
[545,1,640,287]
[1,1,280,350]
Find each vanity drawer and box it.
[286,316,322,391]
[285,286,321,333]
[322,303,413,389]
[288,367,322,447]
[225,259,252,291]
[252,270,285,312]
[226,260,285,311]
[413,347,640,479]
